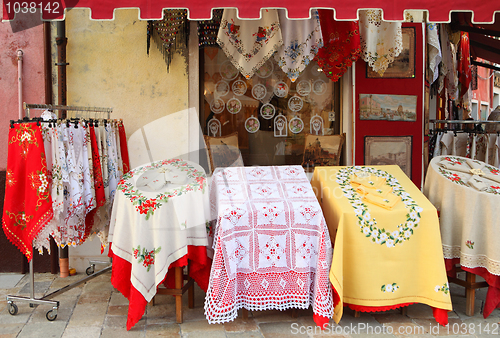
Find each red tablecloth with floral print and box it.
[204,166,333,328]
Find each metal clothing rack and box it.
[429,119,500,134]
[6,103,114,321]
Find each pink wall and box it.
[0,14,45,170]
[472,59,492,106]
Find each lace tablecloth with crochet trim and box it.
[204,165,333,327]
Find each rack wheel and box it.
[8,303,18,316]
[86,265,95,275]
[46,310,57,321]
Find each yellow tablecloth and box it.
[311,165,452,324]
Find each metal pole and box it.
[56,20,69,277]
[17,50,24,119]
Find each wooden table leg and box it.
[291,309,298,318]
[400,306,408,316]
[175,266,183,323]
[354,311,360,318]
[242,308,249,320]
[465,272,476,317]
[188,281,194,309]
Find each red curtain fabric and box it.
[314,9,360,82]
[84,126,106,241]
[2,123,53,261]
[3,1,498,22]
[118,121,131,174]
[458,32,472,97]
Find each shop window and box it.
[199,47,341,166]
[471,101,478,120]
[481,103,489,120]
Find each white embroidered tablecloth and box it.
[424,155,500,317]
[108,158,211,302]
[424,155,500,273]
[204,165,333,327]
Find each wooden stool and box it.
[448,268,488,316]
[152,266,195,323]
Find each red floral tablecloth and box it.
[205,166,333,328]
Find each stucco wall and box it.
[64,8,189,139]
[0,14,45,170]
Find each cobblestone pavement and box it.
[0,270,499,337]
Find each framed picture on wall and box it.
[366,27,416,79]
[364,135,413,178]
[359,93,417,121]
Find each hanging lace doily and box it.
[289,116,304,134]
[255,59,274,78]
[207,118,221,137]
[310,115,324,135]
[260,103,276,120]
[359,10,403,76]
[312,80,326,95]
[297,80,312,96]
[220,60,239,81]
[210,98,225,114]
[288,95,304,112]
[274,114,288,137]
[215,81,230,96]
[252,84,267,100]
[274,81,289,98]
[227,97,242,114]
[245,116,260,133]
[232,80,247,96]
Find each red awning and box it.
[2,0,500,22]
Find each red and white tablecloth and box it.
[108,158,212,330]
[204,165,333,328]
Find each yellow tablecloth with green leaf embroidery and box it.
[311,165,452,324]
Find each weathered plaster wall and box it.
[62,8,191,271]
[0,14,45,170]
[64,8,189,139]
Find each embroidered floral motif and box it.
[27,153,51,211]
[133,245,161,272]
[443,156,465,166]
[438,168,467,186]
[336,166,422,248]
[465,240,474,249]
[381,283,399,293]
[9,124,39,159]
[118,159,206,220]
[221,19,280,62]
[4,210,33,230]
[6,169,16,187]
[435,283,449,294]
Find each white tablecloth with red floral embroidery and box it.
[204,165,333,327]
[424,155,500,318]
[108,158,212,328]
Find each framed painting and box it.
[302,133,345,171]
[359,93,417,121]
[364,136,412,178]
[367,27,416,79]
